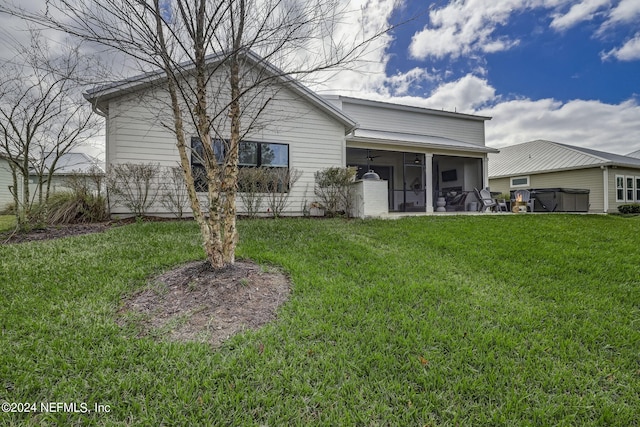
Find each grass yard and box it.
[0,215,639,426]
[0,215,15,233]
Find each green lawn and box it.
[1,215,639,426]
[0,215,15,232]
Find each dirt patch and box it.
[117,260,291,348]
[1,222,113,244]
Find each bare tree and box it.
[0,30,101,227]
[1,0,395,267]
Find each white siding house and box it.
[489,140,640,213]
[0,156,21,210]
[29,152,104,198]
[85,53,495,217]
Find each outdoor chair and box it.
[496,198,509,212]
[512,189,535,212]
[475,188,498,213]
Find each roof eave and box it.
[337,95,492,122]
[348,135,498,154]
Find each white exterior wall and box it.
[609,167,640,213]
[350,179,388,218]
[0,158,17,209]
[340,102,486,146]
[105,78,347,217]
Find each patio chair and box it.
[496,198,509,212]
[512,189,534,212]
[475,188,498,213]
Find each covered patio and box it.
[346,147,488,213]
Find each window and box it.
[616,175,624,202]
[636,177,640,201]
[190,137,289,191]
[627,176,635,202]
[510,176,529,187]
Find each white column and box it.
[425,153,434,212]
[602,166,609,213]
[483,155,490,189]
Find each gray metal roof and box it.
[488,140,640,178]
[349,129,499,154]
[628,149,640,159]
[30,152,104,175]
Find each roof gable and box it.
[84,51,356,134]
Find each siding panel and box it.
[106,72,346,216]
[342,102,486,146]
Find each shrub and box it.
[314,167,357,217]
[106,162,161,216]
[617,203,640,214]
[46,190,108,224]
[264,168,302,218]
[238,167,269,218]
[160,166,189,218]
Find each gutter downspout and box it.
[602,165,609,213]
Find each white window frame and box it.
[626,176,635,202]
[510,176,530,188]
[616,175,625,202]
[636,177,640,202]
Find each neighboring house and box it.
[489,140,640,213]
[84,52,495,217]
[628,149,640,159]
[0,155,22,210]
[29,152,104,197]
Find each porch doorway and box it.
[432,155,483,212]
[346,148,426,213]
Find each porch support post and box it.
[602,166,609,213]
[482,156,490,189]
[425,153,434,212]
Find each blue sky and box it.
[319,0,640,154]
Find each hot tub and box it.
[530,188,590,212]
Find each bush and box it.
[160,166,189,218]
[238,167,269,218]
[265,168,302,218]
[106,162,161,216]
[314,167,357,217]
[617,203,640,214]
[46,190,108,224]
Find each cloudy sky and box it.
[318,0,640,155]
[1,0,639,155]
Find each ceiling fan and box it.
[366,150,381,162]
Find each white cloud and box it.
[602,32,640,61]
[419,74,496,111]
[549,0,609,31]
[602,0,640,28]
[409,1,522,59]
[305,0,399,94]
[385,67,432,96]
[478,97,640,154]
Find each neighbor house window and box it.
[510,176,529,187]
[191,137,289,191]
[636,177,640,201]
[627,176,636,202]
[616,175,624,202]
